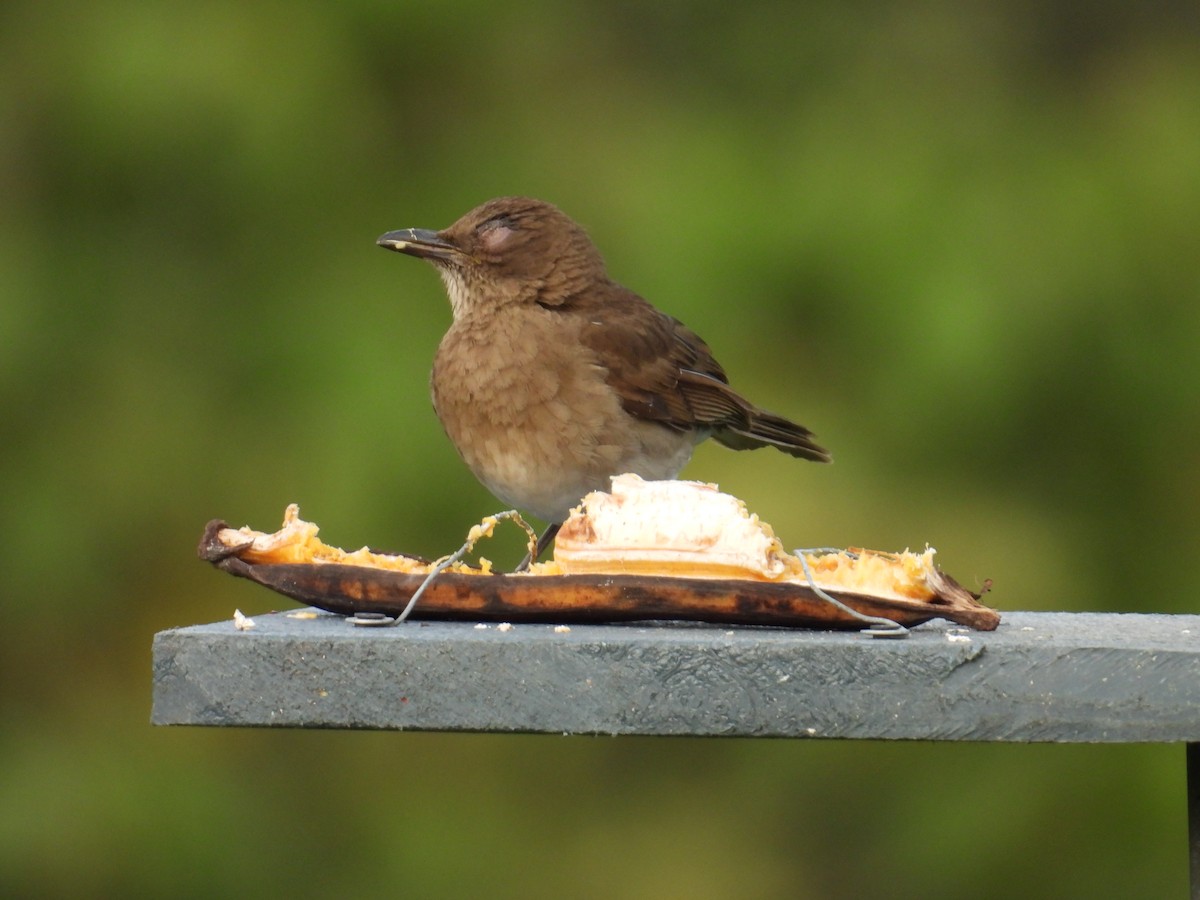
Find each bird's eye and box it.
[478,215,516,250]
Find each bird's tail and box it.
[713,409,832,463]
[675,369,831,463]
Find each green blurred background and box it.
[2,1,1198,896]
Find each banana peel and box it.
[199,479,999,631]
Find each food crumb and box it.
[497,622,514,632]
[553,625,571,634]
[233,609,255,631]
[287,610,319,620]
[474,623,489,630]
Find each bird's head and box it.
[377,197,606,317]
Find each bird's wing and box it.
[571,286,727,431]
[570,284,831,462]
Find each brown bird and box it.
[378,197,830,565]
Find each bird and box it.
[377,197,830,566]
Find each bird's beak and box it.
[376,228,463,262]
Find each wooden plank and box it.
[152,610,1200,741]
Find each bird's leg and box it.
[515,522,562,572]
